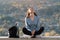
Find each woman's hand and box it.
[31,30,35,36]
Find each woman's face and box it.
[28,8,34,17]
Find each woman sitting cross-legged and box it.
[22,7,44,38]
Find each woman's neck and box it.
[30,15,34,21]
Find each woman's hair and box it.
[25,8,37,18]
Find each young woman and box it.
[22,7,44,38]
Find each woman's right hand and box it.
[31,30,35,36]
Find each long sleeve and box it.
[25,18,31,31]
[25,18,27,27]
[35,16,40,31]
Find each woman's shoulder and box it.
[25,17,30,21]
[25,17,29,19]
[35,16,39,19]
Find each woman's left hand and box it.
[31,30,35,36]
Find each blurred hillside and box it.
[0,0,60,36]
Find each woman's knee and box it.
[40,27,44,31]
[22,27,26,33]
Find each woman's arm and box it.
[25,18,31,31]
[31,30,35,36]
[25,18,27,26]
[25,18,35,36]
[36,16,40,31]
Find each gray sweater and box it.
[25,16,40,32]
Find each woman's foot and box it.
[31,35,36,38]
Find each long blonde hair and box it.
[26,8,37,18]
